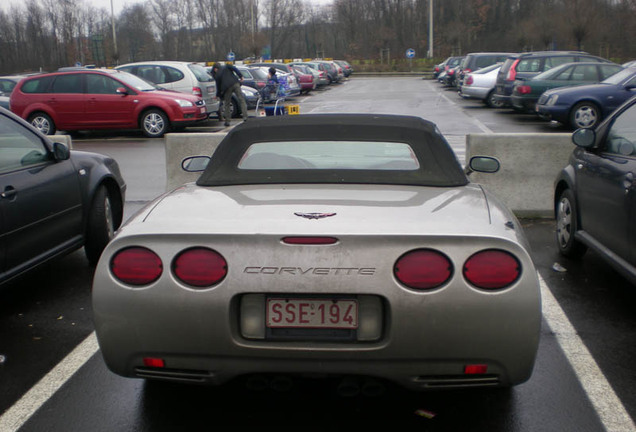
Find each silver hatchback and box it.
[116,61,220,116]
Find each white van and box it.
[116,61,220,116]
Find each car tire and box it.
[570,101,600,129]
[141,109,169,138]
[555,189,587,258]
[485,90,504,108]
[28,112,56,135]
[85,185,115,265]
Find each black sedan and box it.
[0,107,126,286]
[554,97,636,284]
[536,67,636,129]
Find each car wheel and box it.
[141,109,169,138]
[570,102,600,129]
[485,90,504,108]
[28,112,56,135]
[85,185,115,265]
[555,189,587,258]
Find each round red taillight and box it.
[110,247,163,286]
[394,249,453,290]
[463,250,521,289]
[172,247,227,287]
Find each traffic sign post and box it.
[406,48,415,71]
[227,51,235,62]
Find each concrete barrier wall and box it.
[163,131,574,218]
[165,133,227,191]
[466,133,573,218]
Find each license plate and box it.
[267,298,358,329]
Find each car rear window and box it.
[188,64,213,82]
[21,76,54,93]
[196,115,468,187]
[517,58,543,73]
[238,141,420,171]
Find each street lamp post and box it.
[110,0,119,64]
[428,0,433,58]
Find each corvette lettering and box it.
[244,267,376,276]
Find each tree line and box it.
[1,0,634,75]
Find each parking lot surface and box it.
[1,77,635,431]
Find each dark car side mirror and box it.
[572,128,596,148]
[465,156,500,176]
[52,142,70,161]
[182,156,210,172]
[116,87,129,95]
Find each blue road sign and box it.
[406,48,415,59]
[227,51,236,62]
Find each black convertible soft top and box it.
[196,114,468,187]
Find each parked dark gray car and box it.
[0,107,126,286]
[554,96,636,284]
[494,51,613,108]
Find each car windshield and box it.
[602,67,636,85]
[533,64,570,80]
[239,141,420,170]
[113,71,157,91]
[249,68,268,80]
[188,64,213,82]
[473,63,502,74]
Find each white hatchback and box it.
[116,61,220,116]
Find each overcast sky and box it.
[1,0,334,15]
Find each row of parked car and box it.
[0,59,353,138]
[434,51,636,130]
[436,50,636,286]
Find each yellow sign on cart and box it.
[286,105,300,115]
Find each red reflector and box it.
[517,85,531,94]
[173,247,227,287]
[110,247,163,286]
[394,249,453,290]
[193,87,202,96]
[143,358,165,368]
[464,364,488,374]
[282,237,338,245]
[463,249,521,289]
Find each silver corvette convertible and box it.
[93,114,541,391]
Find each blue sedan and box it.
[536,67,636,129]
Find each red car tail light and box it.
[110,247,163,286]
[506,59,520,81]
[464,364,488,374]
[463,250,521,289]
[192,87,203,97]
[173,247,227,287]
[394,249,453,290]
[143,357,165,368]
[517,85,531,94]
[448,69,455,76]
[465,76,474,85]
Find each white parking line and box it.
[539,274,636,432]
[0,333,99,431]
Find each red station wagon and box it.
[9,69,208,138]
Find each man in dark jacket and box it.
[211,63,248,126]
